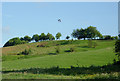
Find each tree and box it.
[96,31,103,39]
[32,34,39,42]
[66,36,70,40]
[78,28,87,40]
[111,36,114,40]
[20,37,24,41]
[114,36,118,40]
[71,29,80,39]
[51,36,55,40]
[104,35,111,40]
[46,33,55,40]
[24,35,32,42]
[115,40,120,61]
[3,37,24,47]
[56,32,62,40]
[72,26,102,40]
[86,26,98,39]
[39,33,46,41]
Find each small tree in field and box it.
[55,46,60,54]
[93,41,97,48]
[70,47,75,52]
[88,39,93,48]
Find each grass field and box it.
[1,40,120,79]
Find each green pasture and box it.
[2,40,120,79]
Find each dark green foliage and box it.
[103,35,118,40]
[71,29,83,40]
[39,33,46,41]
[111,36,114,40]
[3,37,27,47]
[66,36,70,40]
[18,49,32,55]
[24,35,32,42]
[20,37,24,41]
[32,34,39,42]
[114,36,118,40]
[118,34,120,38]
[64,47,75,52]
[46,33,55,40]
[51,36,55,40]
[56,32,62,40]
[72,26,102,40]
[104,35,111,40]
[32,33,55,42]
[115,40,120,61]
[86,26,98,39]
[3,63,120,79]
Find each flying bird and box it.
[58,19,61,22]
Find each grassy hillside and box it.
[2,40,120,79]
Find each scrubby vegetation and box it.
[17,49,32,55]
[115,40,120,62]
[3,37,28,47]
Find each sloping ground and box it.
[2,40,119,79]
[2,40,115,55]
[2,46,115,71]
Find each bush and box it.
[88,40,93,48]
[55,46,60,54]
[115,40,120,61]
[37,42,47,47]
[70,47,75,52]
[37,44,45,47]
[18,49,32,55]
[104,35,111,40]
[56,44,60,46]
[114,36,118,40]
[93,41,97,48]
[88,40,97,48]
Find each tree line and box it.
[3,26,118,47]
[3,32,62,47]
[71,26,118,40]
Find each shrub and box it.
[88,40,93,48]
[114,36,118,40]
[55,46,60,54]
[37,42,47,47]
[37,44,45,47]
[104,35,111,40]
[18,49,32,55]
[93,41,97,48]
[56,44,60,46]
[115,40,120,61]
[70,47,75,52]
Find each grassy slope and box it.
[2,40,120,79]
